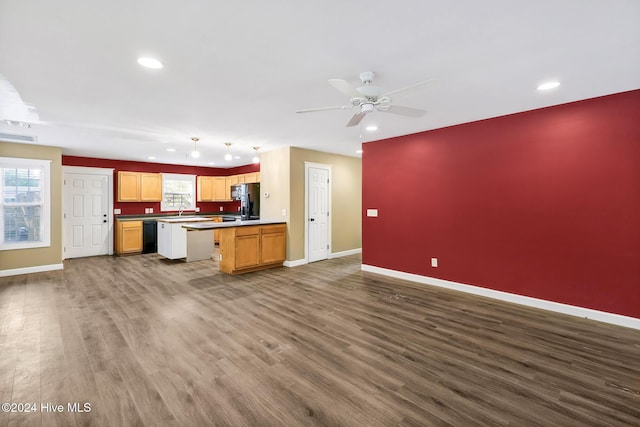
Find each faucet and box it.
[178,204,185,216]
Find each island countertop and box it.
[181,219,285,230]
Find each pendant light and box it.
[252,146,260,164]
[224,142,233,161]
[191,137,200,158]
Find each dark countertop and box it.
[182,220,285,230]
[115,212,240,222]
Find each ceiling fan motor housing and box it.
[361,103,374,113]
[359,71,375,83]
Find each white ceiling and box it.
[1,1,639,167]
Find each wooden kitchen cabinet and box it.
[140,173,162,201]
[260,224,286,264]
[213,216,223,243]
[243,172,260,184]
[233,227,261,269]
[198,176,232,201]
[117,171,162,202]
[219,223,286,274]
[214,177,230,201]
[116,220,143,255]
[197,176,215,201]
[117,171,140,201]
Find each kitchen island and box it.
[182,220,286,274]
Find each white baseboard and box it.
[0,263,64,278]
[329,248,362,259]
[361,264,640,330]
[284,259,307,268]
[285,248,362,267]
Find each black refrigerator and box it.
[232,183,260,220]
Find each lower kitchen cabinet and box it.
[219,223,286,274]
[116,220,143,255]
[157,221,187,259]
[260,224,286,264]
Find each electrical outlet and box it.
[219,206,223,211]
[281,209,287,216]
[148,208,153,213]
[431,258,438,268]
[114,208,121,215]
[367,209,378,217]
[195,207,200,212]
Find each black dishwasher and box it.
[142,220,157,253]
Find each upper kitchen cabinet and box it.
[117,171,162,202]
[197,176,231,202]
[228,172,260,186]
[140,173,162,201]
[243,172,260,184]
[197,176,214,201]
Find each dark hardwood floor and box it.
[1,253,639,426]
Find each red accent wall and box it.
[362,90,640,319]
[62,156,260,215]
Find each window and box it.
[0,157,51,250]
[161,173,195,212]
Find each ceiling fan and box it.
[296,71,435,127]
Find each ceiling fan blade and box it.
[346,112,366,127]
[380,105,426,117]
[381,79,436,100]
[296,105,351,114]
[328,79,361,98]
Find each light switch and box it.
[114,208,121,215]
[281,209,287,216]
[366,209,378,217]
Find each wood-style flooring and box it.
[1,253,639,426]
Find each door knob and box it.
[310,218,315,222]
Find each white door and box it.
[307,166,329,263]
[63,172,110,258]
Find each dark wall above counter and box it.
[63,155,259,216]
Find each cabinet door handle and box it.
[103,220,107,223]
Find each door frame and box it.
[304,161,332,263]
[62,166,115,259]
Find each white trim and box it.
[0,157,51,251]
[304,161,332,264]
[284,259,307,268]
[361,264,640,330]
[329,248,362,259]
[0,263,63,277]
[62,166,115,257]
[161,173,196,212]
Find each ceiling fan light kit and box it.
[297,71,434,127]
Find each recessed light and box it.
[356,149,363,154]
[208,162,215,165]
[537,81,560,91]
[365,125,378,132]
[137,57,163,69]
[148,156,156,160]
[166,148,176,152]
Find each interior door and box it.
[308,166,329,263]
[64,172,110,258]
